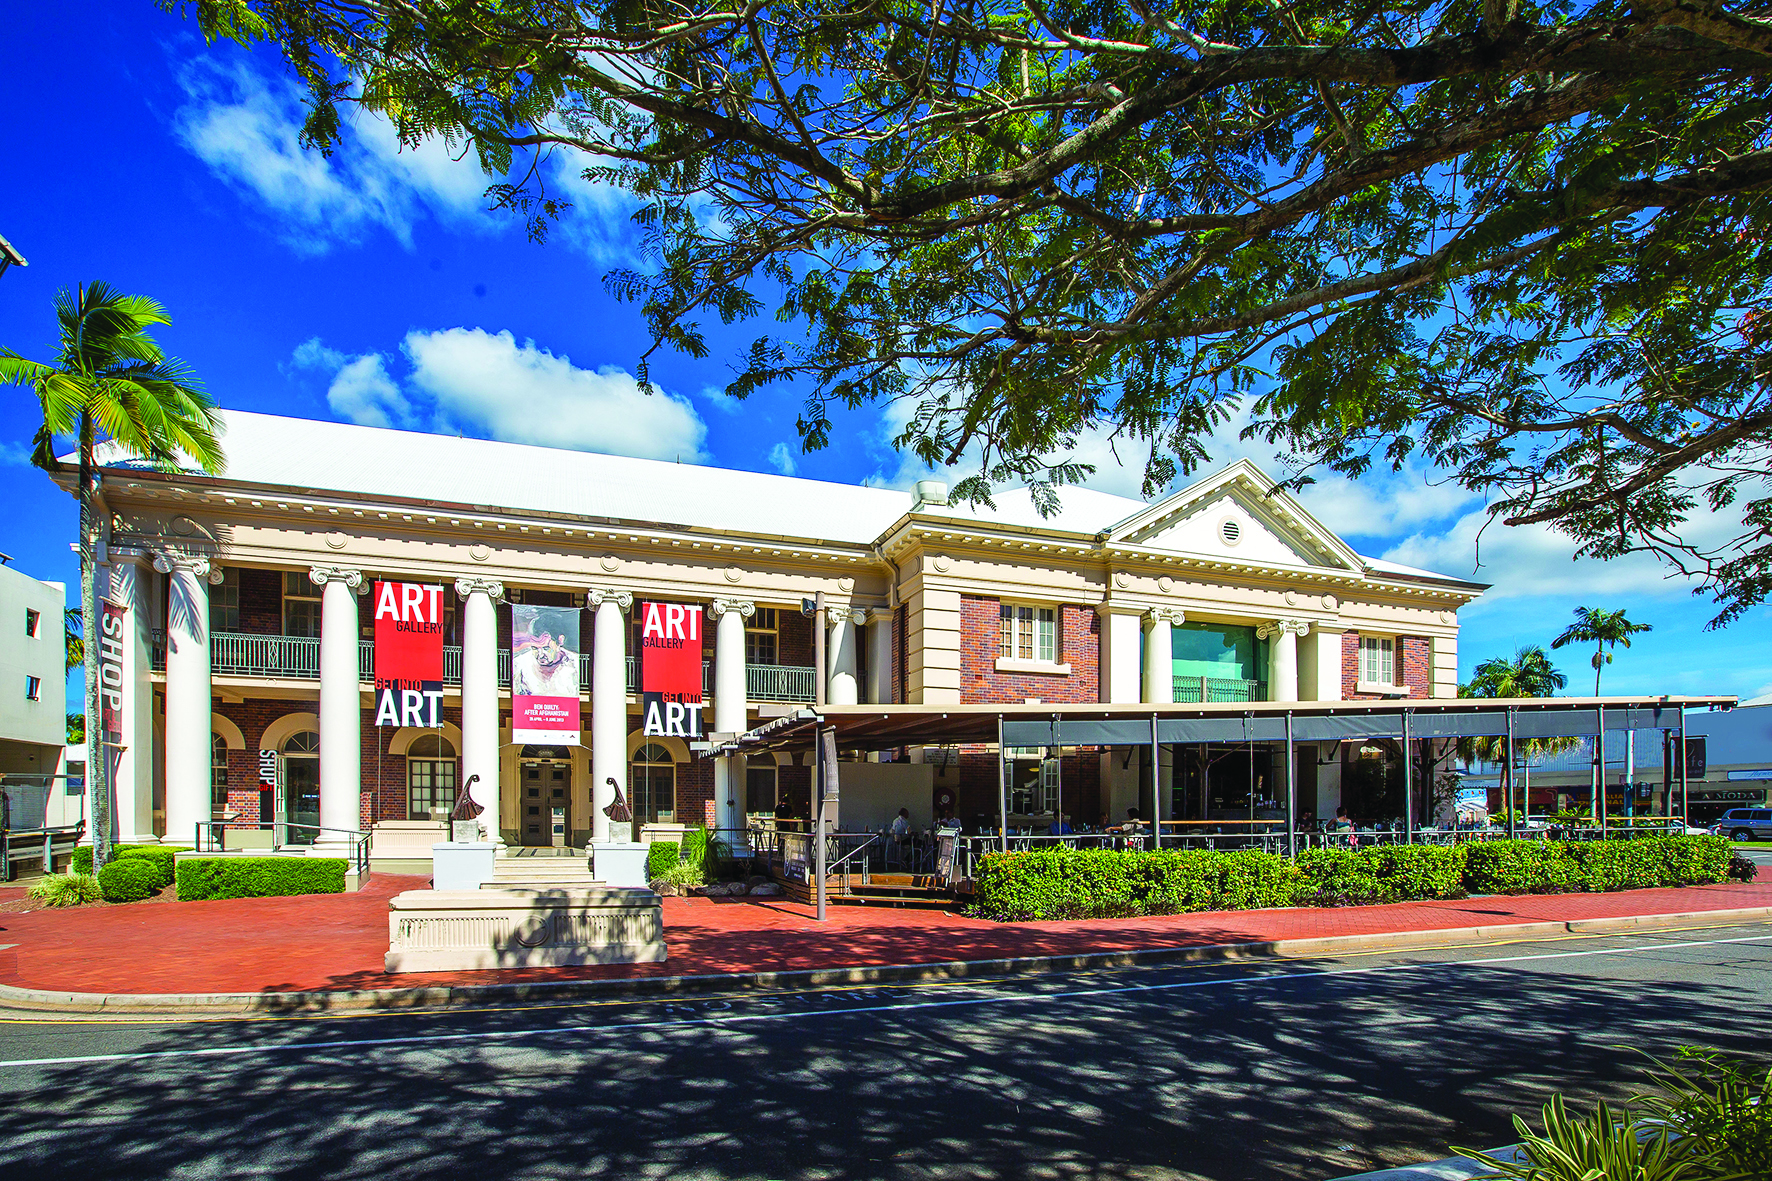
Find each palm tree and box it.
[1551,606,1654,696]
[1460,646,1572,826]
[1,283,223,870]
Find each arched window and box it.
[745,754,778,815]
[211,732,230,816]
[283,731,320,755]
[630,743,676,827]
[407,735,459,820]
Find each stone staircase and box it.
[482,854,604,892]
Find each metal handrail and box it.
[193,820,371,877]
[1172,675,1268,703]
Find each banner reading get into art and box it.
[512,604,581,745]
[641,600,703,739]
[373,581,445,728]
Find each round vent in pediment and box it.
[1219,517,1243,546]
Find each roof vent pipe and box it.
[912,479,949,509]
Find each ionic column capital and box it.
[454,577,506,602]
[826,605,856,625]
[1146,607,1186,627]
[708,597,755,620]
[585,587,634,610]
[1256,618,1312,640]
[309,566,366,594]
[152,551,225,585]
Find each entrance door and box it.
[520,759,571,847]
[283,757,320,845]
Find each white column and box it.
[310,567,365,848]
[455,577,506,846]
[154,551,221,846]
[709,598,754,836]
[865,608,894,704]
[106,557,160,844]
[1301,627,1344,701]
[1097,606,1144,704]
[827,606,858,705]
[1142,608,1184,704]
[587,587,632,843]
[1257,619,1310,702]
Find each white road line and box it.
[2,931,1767,1070]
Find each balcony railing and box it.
[153,630,801,698]
[1174,675,1268,703]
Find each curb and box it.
[2,906,1768,1017]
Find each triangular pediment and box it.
[1105,460,1362,571]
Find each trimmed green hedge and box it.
[71,844,189,876]
[971,835,1738,922]
[646,841,682,880]
[114,847,179,890]
[97,858,161,903]
[175,857,347,901]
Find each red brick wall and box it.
[959,597,1100,705]
[1341,631,1363,700]
[1342,631,1431,700]
[779,609,814,667]
[894,606,906,705]
[238,567,282,634]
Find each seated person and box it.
[889,807,911,840]
[934,807,963,832]
[1114,807,1148,833]
[1330,807,1353,832]
[1047,812,1075,836]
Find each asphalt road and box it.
[1,923,1769,1181]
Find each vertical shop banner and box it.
[640,601,703,738]
[372,581,445,728]
[97,600,127,741]
[512,604,581,744]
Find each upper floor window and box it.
[283,571,322,638]
[1359,636,1395,685]
[25,675,41,701]
[1000,604,1056,663]
[24,608,40,638]
[210,567,240,633]
[212,731,230,815]
[746,607,778,665]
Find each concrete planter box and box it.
[432,842,497,891]
[385,887,666,973]
[589,842,650,889]
[370,820,448,876]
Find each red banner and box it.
[98,600,126,740]
[640,601,703,738]
[372,581,445,728]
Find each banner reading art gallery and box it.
[372,581,445,728]
[512,604,581,745]
[641,600,703,739]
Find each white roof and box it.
[91,410,1473,585]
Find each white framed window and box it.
[282,571,321,637]
[24,608,40,638]
[1359,636,1395,685]
[745,606,778,665]
[407,735,459,820]
[25,675,41,701]
[999,604,1057,663]
[210,567,240,633]
[212,731,230,815]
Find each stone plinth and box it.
[369,820,448,875]
[432,842,497,891]
[590,842,650,889]
[385,887,666,973]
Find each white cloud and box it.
[696,385,744,415]
[326,354,413,429]
[290,336,347,372]
[766,442,797,476]
[0,439,32,466]
[1292,469,1481,540]
[403,328,707,462]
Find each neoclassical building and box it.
[65,411,1483,850]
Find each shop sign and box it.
[512,604,581,745]
[640,601,703,738]
[97,600,127,740]
[372,581,445,728]
[257,749,279,789]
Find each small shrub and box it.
[1456,1094,1709,1181]
[97,858,161,903]
[71,844,190,876]
[679,827,710,876]
[1728,853,1757,883]
[114,847,178,890]
[1640,1048,1772,1178]
[657,859,704,889]
[28,873,102,907]
[646,841,682,880]
[175,857,346,900]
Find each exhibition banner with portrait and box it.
[372,581,446,728]
[512,603,582,744]
[640,600,703,738]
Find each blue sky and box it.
[2,3,1768,706]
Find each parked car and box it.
[1707,808,1772,841]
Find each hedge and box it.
[97,858,161,903]
[71,844,189,876]
[971,835,1739,922]
[646,841,682,880]
[175,857,347,901]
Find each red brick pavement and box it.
[0,878,1768,997]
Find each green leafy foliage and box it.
[97,859,161,903]
[113,847,179,890]
[162,0,1772,624]
[27,873,102,907]
[972,837,1733,921]
[71,844,189,876]
[1456,1093,1728,1181]
[645,841,682,880]
[1639,1049,1772,1179]
[175,857,347,900]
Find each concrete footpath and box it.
[1,877,1768,1013]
